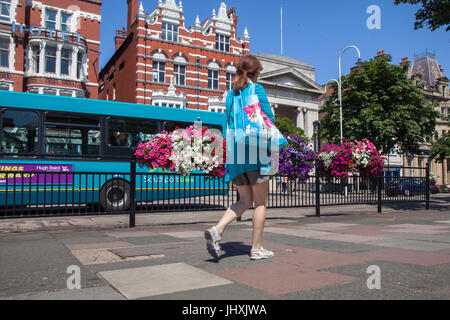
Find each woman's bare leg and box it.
[214,185,253,237]
[250,180,269,251]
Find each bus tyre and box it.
[100,180,131,212]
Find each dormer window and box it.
[162,22,178,42]
[215,34,229,52]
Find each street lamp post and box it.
[338,45,361,144]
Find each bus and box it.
[0,90,228,216]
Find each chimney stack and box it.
[127,0,139,34]
[115,27,127,50]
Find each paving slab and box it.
[368,239,450,252]
[50,231,119,245]
[160,231,204,239]
[385,232,450,243]
[2,286,126,300]
[65,241,134,251]
[142,283,279,300]
[0,238,103,297]
[104,231,156,238]
[383,228,450,235]
[352,248,450,266]
[434,220,450,224]
[111,240,204,258]
[99,263,233,300]
[271,245,374,270]
[122,234,185,246]
[309,233,391,243]
[212,262,358,296]
[259,227,336,238]
[322,260,450,294]
[261,233,381,253]
[385,224,450,230]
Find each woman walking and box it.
[204,55,276,261]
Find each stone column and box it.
[56,43,63,76]
[39,41,46,75]
[304,109,310,137]
[71,46,79,79]
[296,107,304,129]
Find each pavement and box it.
[0,195,449,301]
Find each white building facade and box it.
[255,53,323,138]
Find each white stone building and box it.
[255,53,323,138]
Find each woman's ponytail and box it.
[232,55,262,94]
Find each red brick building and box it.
[0,0,101,98]
[99,0,250,112]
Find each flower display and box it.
[278,135,315,182]
[352,139,384,175]
[134,131,174,171]
[318,139,384,178]
[318,141,356,178]
[169,124,226,176]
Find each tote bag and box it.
[232,83,287,149]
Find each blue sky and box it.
[99,0,449,85]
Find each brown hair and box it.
[232,55,263,94]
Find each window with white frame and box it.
[174,64,185,86]
[226,72,234,91]
[209,106,225,113]
[208,69,219,90]
[215,34,230,52]
[45,9,57,30]
[0,0,11,22]
[0,38,9,68]
[61,13,72,32]
[45,46,57,73]
[31,45,40,73]
[162,22,178,42]
[60,48,72,76]
[152,60,165,83]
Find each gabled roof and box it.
[259,67,324,93]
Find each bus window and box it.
[88,130,101,155]
[0,110,39,154]
[45,128,82,155]
[162,120,222,134]
[161,120,192,133]
[45,112,100,156]
[107,118,158,148]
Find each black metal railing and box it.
[0,159,431,226]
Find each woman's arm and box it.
[255,83,275,123]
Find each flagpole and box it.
[281,5,283,55]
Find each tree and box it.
[275,117,309,141]
[394,0,450,31]
[430,132,450,163]
[320,54,439,155]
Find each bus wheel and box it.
[100,180,130,212]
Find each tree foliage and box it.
[394,0,450,31]
[320,54,439,155]
[430,132,450,163]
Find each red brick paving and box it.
[212,262,358,296]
